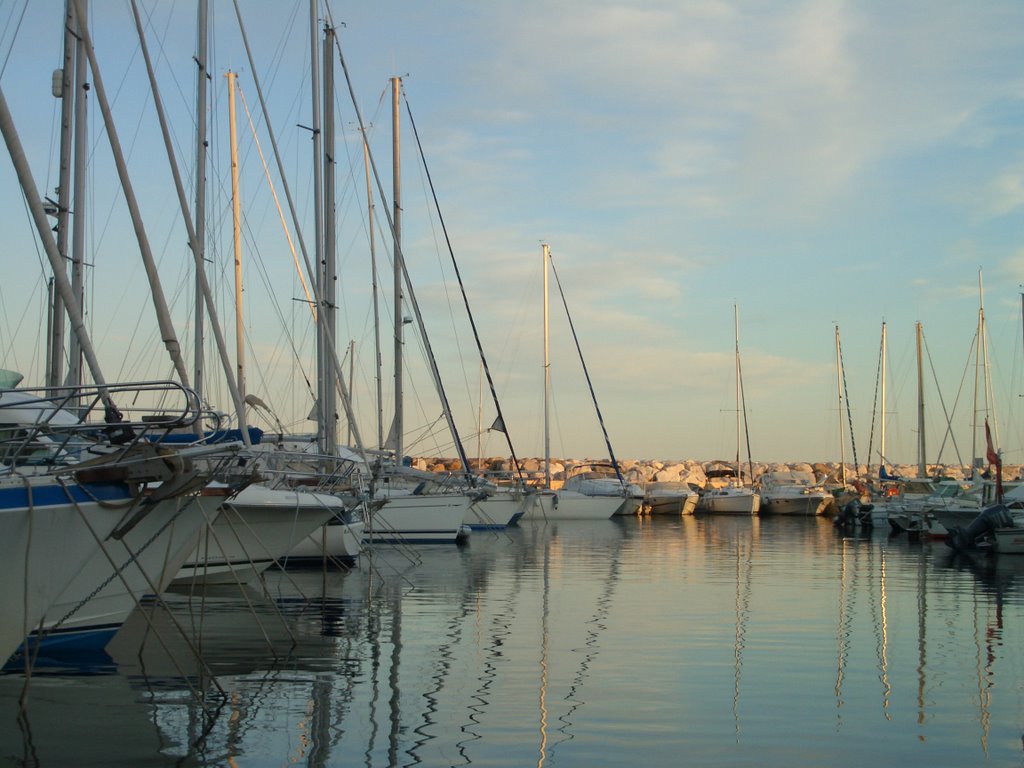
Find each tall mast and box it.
[71,0,191,388]
[67,0,87,390]
[880,321,887,474]
[391,76,404,464]
[193,0,208,408]
[734,305,741,475]
[916,321,926,478]
[227,71,245,404]
[0,84,112,408]
[364,135,384,450]
[322,23,337,455]
[309,0,326,451]
[543,243,551,490]
[48,0,76,387]
[835,325,846,486]
[128,0,247,442]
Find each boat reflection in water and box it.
[3,516,1024,766]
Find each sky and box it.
[2,1,1024,467]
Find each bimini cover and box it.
[0,390,81,427]
[0,369,25,388]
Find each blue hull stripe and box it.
[0,481,132,510]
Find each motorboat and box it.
[758,470,833,516]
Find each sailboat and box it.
[698,306,760,514]
[0,13,244,660]
[524,243,629,521]
[359,76,474,543]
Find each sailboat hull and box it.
[365,493,472,544]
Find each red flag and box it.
[985,418,999,466]
[985,417,1003,502]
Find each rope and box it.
[838,334,859,469]
[402,94,525,488]
[546,252,626,489]
[866,328,883,473]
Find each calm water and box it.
[3,515,1023,767]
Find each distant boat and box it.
[698,468,761,515]
[698,306,759,516]
[523,244,630,521]
[561,462,645,516]
[643,480,700,515]
[758,470,833,516]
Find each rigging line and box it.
[838,333,859,469]
[403,93,525,484]
[867,326,884,469]
[546,251,626,488]
[324,33,470,480]
[236,83,315,318]
[736,350,755,483]
[0,0,29,79]
[231,0,366,458]
[236,194,319,411]
[936,325,977,467]
[923,329,965,468]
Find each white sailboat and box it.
[524,243,626,521]
[698,306,760,515]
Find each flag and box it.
[985,417,1003,502]
[985,418,999,466]
[489,415,506,434]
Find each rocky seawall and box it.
[408,456,1022,487]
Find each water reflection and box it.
[1,516,1023,766]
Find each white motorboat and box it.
[643,481,700,515]
[758,470,833,516]
[698,468,760,515]
[560,463,644,516]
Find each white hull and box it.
[522,490,621,520]
[174,484,341,587]
[760,494,831,516]
[29,491,223,651]
[698,489,760,515]
[465,493,527,530]
[0,475,148,664]
[287,519,366,561]
[612,496,645,516]
[365,493,472,544]
[993,527,1024,554]
[645,493,699,515]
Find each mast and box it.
[322,23,338,455]
[0,85,113,409]
[364,133,384,451]
[71,0,191,388]
[835,325,847,486]
[391,76,404,464]
[543,243,552,490]
[129,0,248,443]
[309,0,326,452]
[227,70,245,404]
[193,0,208,409]
[67,0,87,390]
[734,305,741,478]
[916,321,926,478]
[48,0,75,388]
[880,321,887,475]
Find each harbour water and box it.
[2,515,1023,767]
